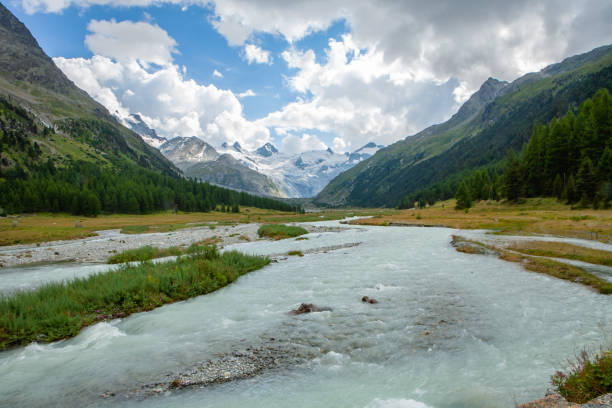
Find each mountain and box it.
[255,142,278,157]
[0,4,299,216]
[215,141,384,197]
[139,129,384,197]
[159,136,219,169]
[126,114,167,148]
[315,44,612,207]
[183,154,287,197]
[0,2,179,177]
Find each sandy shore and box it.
[0,223,339,268]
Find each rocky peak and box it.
[0,2,75,95]
[255,143,279,157]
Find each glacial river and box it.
[0,221,610,408]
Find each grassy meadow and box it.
[0,208,393,246]
[352,198,612,242]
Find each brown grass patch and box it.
[451,234,611,294]
[0,208,392,246]
[352,198,612,242]
[508,241,612,267]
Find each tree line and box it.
[0,160,301,216]
[399,88,611,210]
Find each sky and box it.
[5,0,612,154]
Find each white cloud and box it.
[281,133,327,155]
[213,69,223,78]
[85,19,178,66]
[27,0,612,154]
[237,89,256,97]
[243,44,271,65]
[54,54,270,149]
[257,35,458,152]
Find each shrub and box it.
[551,348,612,403]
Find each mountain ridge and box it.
[315,44,612,207]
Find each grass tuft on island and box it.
[451,235,612,294]
[257,224,308,240]
[0,246,269,350]
[552,348,612,403]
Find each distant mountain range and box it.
[315,44,612,207]
[126,114,384,198]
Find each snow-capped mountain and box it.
[125,114,167,148]
[215,141,384,197]
[159,136,219,168]
[128,117,384,197]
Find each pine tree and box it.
[455,181,472,210]
[576,156,596,203]
[502,149,523,201]
[564,174,578,203]
[552,174,563,199]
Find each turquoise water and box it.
[0,222,609,408]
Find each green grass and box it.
[552,348,612,403]
[0,246,269,350]
[257,224,308,240]
[287,250,304,257]
[107,245,183,264]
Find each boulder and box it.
[289,303,332,315]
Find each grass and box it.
[552,348,612,403]
[107,241,225,264]
[0,208,393,246]
[507,241,612,267]
[0,245,269,350]
[351,198,612,242]
[257,224,308,240]
[287,250,304,257]
[107,245,183,264]
[451,235,612,294]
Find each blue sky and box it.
[5,0,612,154]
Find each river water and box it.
[0,221,610,408]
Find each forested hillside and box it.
[400,88,611,209]
[0,4,300,216]
[316,44,612,208]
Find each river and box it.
[0,220,610,408]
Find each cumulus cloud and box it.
[85,19,178,66]
[257,35,458,152]
[243,44,271,64]
[281,133,328,155]
[212,69,223,78]
[54,55,270,149]
[27,0,612,153]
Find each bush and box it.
[257,224,308,239]
[551,348,612,403]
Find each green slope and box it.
[0,2,178,177]
[315,44,612,207]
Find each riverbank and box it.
[350,198,612,243]
[0,208,390,247]
[0,222,343,268]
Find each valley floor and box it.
[351,198,612,243]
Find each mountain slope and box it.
[316,44,612,207]
[0,2,179,177]
[183,154,287,197]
